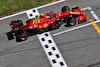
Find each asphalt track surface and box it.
[0,0,100,67]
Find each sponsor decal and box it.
[33,17,40,24]
[43,24,48,28]
[39,25,43,29]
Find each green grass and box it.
[0,0,58,18]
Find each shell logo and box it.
[43,24,48,28]
[39,25,43,29]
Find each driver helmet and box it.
[40,13,44,18]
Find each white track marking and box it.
[81,7,90,11]
[87,7,92,11]
[0,59,6,67]
[36,0,66,9]
[37,32,68,67]
[81,7,91,11]
[90,10,99,20]
[0,0,65,21]
[53,20,100,36]
[26,8,40,19]
[0,11,26,21]
[82,7,99,20]
[53,7,100,36]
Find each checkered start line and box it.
[37,32,68,67]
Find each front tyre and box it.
[54,21,61,29]
[68,17,77,26]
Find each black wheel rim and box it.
[70,20,76,25]
[21,35,27,41]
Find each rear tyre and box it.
[19,31,28,41]
[16,31,28,42]
[62,6,70,12]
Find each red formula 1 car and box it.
[6,6,87,42]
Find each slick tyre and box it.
[54,21,61,29]
[62,6,70,12]
[19,31,28,41]
[68,18,77,26]
[15,31,28,42]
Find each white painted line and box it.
[81,7,90,11]
[0,11,26,21]
[53,20,100,36]
[81,7,99,20]
[90,10,100,20]
[81,7,92,11]
[26,8,40,19]
[0,59,6,67]
[88,7,92,11]
[0,0,65,21]
[36,0,66,9]
[37,32,68,67]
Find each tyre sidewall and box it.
[19,33,28,41]
[68,18,77,26]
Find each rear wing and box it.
[72,6,82,12]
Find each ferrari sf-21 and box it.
[6,6,87,42]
